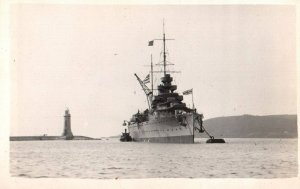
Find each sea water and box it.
[10,138,297,179]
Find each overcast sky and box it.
[10,5,296,137]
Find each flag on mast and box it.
[148,40,154,46]
[143,74,150,84]
[183,89,193,95]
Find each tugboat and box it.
[120,129,132,142]
[122,22,225,144]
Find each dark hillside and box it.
[195,114,297,138]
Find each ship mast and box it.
[151,54,153,94]
[163,20,166,76]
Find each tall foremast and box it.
[163,21,167,76]
[134,22,192,113]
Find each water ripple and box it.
[10,139,298,179]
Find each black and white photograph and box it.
[0,1,299,189]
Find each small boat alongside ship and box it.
[120,129,132,142]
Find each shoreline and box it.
[10,135,97,141]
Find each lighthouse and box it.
[63,108,74,140]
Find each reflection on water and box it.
[10,138,297,179]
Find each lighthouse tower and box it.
[62,108,74,140]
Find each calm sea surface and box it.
[10,138,297,179]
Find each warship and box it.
[122,24,219,143]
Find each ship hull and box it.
[128,113,195,143]
[132,135,194,143]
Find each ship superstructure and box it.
[122,23,207,143]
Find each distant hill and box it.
[195,114,297,138]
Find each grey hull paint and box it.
[133,135,194,143]
[128,113,195,144]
